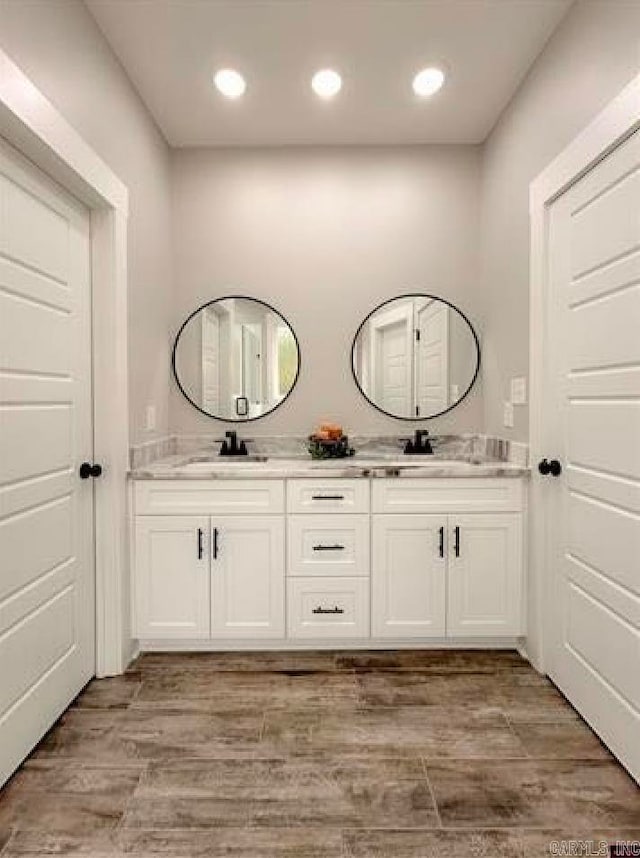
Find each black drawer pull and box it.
[439,526,444,558]
[311,494,345,501]
[312,605,345,615]
[212,527,219,560]
[454,525,460,558]
[312,544,345,552]
[197,528,204,560]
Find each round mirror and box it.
[351,294,480,420]
[172,296,300,421]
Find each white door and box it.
[134,516,210,639]
[372,514,446,638]
[416,299,449,417]
[201,308,220,414]
[211,516,285,638]
[545,129,640,781]
[0,139,94,785]
[447,514,523,636]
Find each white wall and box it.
[481,0,640,441]
[170,145,483,436]
[0,0,173,443]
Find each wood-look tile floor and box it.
[1,650,639,856]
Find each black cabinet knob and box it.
[79,462,103,479]
[538,458,562,477]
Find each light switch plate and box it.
[503,401,515,429]
[511,376,527,405]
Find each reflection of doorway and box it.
[415,299,449,417]
[201,307,220,413]
[241,324,262,412]
[370,301,413,415]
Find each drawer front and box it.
[287,577,370,639]
[135,480,285,515]
[287,479,370,514]
[287,515,370,577]
[372,478,524,514]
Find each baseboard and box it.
[138,637,525,653]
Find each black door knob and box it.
[79,462,103,479]
[538,458,562,477]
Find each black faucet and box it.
[219,430,248,456]
[404,429,434,456]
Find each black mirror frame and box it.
[171,295,302,423]
[350,293,481,421]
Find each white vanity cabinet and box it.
[133,480,286,640]
[131,472,526,647]
[372,479,525,639]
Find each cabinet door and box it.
[134,516,209,639]
[211,516,285,639]
[447,514,523,636]
[372,515,446,638]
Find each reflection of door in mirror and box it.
[201,307,220,414]
[241,324,262,415]
[415,299,449,418]
[370,299,414,416]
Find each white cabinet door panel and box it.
[211,516,285,638]
[372,515,446,638]
[447,514,523,636]
[134,516,210,639]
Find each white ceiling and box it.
[86,0,572,147]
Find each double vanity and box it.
[130,437,527,650]
[132,291,527,651]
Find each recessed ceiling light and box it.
[214,68,246,99]
[311,69,342,99]
[412,67,445,98]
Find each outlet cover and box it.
[503,401,515,429]
[511,376,527,405]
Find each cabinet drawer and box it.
[288,515,370,577]
[372,478,524,514]
[287,577,370,639]
[135,480,285,515]
[287,479,369,514]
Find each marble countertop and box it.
[130,452,529,480]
